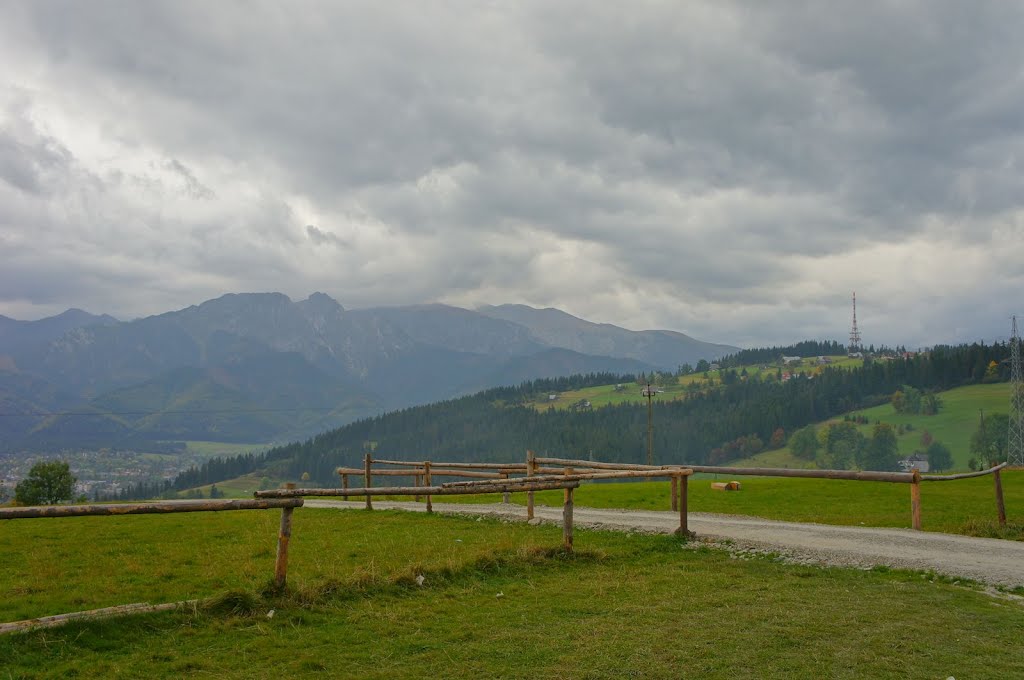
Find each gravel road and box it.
[306,499,1024,588]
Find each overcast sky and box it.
[2,1,1022,348]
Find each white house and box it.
[898,453,930,473]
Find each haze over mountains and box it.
[0,293,736,451]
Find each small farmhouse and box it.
[898,453,930,473]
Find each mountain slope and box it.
[0,309,117,359]
[1,293,740,451]
[477,304,736,369]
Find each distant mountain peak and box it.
[300,292,345,314]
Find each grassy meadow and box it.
[2,509,1023,678]
[183,440,269,457]
[524,355,863,411]
[698,382,1008,471]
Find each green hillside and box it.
[527,355,864,411]
[698,382,1011,471]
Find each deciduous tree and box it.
[14,461,76,506]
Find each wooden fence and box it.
[0,497,305,591]
[532,455,1010,531]
[346,452,1010,532]
[330,454,697,535]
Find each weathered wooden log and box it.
[342,473,349,490]
[0,601,198,635]
[910,470,922,531]
[423,469,502,479]
[274,482,296,590]
[364,453,373,511]
[710,481,741,491]
[675,473,692,537]
[536,456,917,483]
[994,468,1007,527]
[920,462,1008,481]
[414,473,422,502]
[373,459,526,471]
[0,498,303,520]
[424,460,433,513]
[671,475,678,512]
[527,450,536,520]
[442,469,693,487]
[536,457,658,470]
[563,484,574,553]
[256,481,580,498]
[336,467,503,479]
[501,472,511,504]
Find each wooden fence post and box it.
[527,450,536,520]
[501,472,510,504]
[670,474,678,512]
[910,469,922,530]
[274,482,297,590]
[994,468,1007,527]
[341,473,349,491]
[563,484,574,553]
[564,467,573,505]
[414,473,422,503]
[675,473,691,537]
[424,461,432,513]
[364,453,373,510]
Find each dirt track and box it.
[306,499,1024,588]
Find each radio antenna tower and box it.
[1009,315,1024,466]
[848,292,862,354]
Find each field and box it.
[2,509,1023,678]
[723,383,1011,471]
[524,355,863,411]
[847,383,1011,467]
[182,440,269,458]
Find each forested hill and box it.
[137,342,1013,497]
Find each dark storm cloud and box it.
[0,1,1021,346]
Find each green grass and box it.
[525,355,862,411]
[715,382,1010,471]
[186,473,276,499]
[846,383,1011,468]
[431,471,1024,537]
[183,440,269,457]
[2,509,1022,678]
[727,448,815,469]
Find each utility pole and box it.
[641,382,655,467]
[1010,316,1024,466]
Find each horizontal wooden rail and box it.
[372,459,526,471]
[257,481,579,498]
[0,498,304,520]
[1,601,198,636]
[337,467,502,479]
[921,462,1008,481]
[535,456,917,483]
[442,469,693,487]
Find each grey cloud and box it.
[1,1,1022,347]
[0,113,73,196]
[306,225,348,248]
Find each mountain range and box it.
[0,293,736,451]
